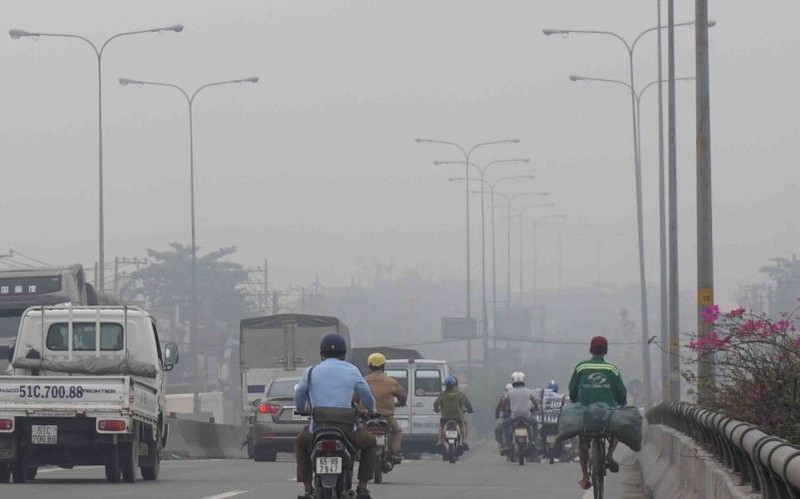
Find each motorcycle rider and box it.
[568,336,627,491]
[363,352,407,463]
[501,372,539,451]
[494,383,513,449]
[294,333,378,499]
[433,376,472,450]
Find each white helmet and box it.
[511,372,526,383]
[505,383,513,392]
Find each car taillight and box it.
[319,440,339,453]
[0,419,12,431]
[258,403,280,414]
[98,420,127,432]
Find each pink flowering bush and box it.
[683,305,800,442]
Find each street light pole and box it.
[120,76,259,412]
[436,159,530,358]
[10,25,184,293]
[544,19,714,410]
[496,192,549,309]
[514,205,557,306]
[417,139,519,373]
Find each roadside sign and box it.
[441,317,478,340]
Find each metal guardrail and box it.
[647,402,800,499]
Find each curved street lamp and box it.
[9,25,184,292]
[119,75,258,412]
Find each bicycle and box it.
[585,432,611,499]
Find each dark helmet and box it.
[320,333,347,358]
[444,376,457,388]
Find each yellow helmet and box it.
[367,352,387,368]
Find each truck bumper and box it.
[0,417,134,467]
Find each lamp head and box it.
[542,28,565,36]
[9,29,34,39]
[243,76,259,83]
[569,75,584,82]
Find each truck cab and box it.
[384,359,453,456]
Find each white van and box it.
[384,359,453,456]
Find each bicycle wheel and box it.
[591,438,606,499]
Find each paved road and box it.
[3,446,644,499]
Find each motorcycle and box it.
[540,395,574,464]
[442,420,463,464]
[506,417,537,466]
[364,417,393,484]
[300,408,360,499]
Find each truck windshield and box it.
[46,323,124,351]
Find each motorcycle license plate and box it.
[514,428,528,437]
[31,425,57,445]
[445,430,458,439]
[546,435,558,444]
[375,435,386,446]
[316,457,342,474]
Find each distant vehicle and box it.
[0,305,179,483]
[239,313,349,458]
[248,376,307,462]
[384,359,453,457]
[0,265,120,371]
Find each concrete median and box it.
[164,416,248,460]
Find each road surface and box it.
[4,445,645,499]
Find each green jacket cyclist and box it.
[568,336,627,491]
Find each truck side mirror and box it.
[164,343,180,371]
[6,345,14,363]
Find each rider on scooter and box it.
[433,376,472,450]
[501,372,539,452]
[494,383,513,449]
[294,333,378,499]
[364,352,407,464]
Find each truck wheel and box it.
[141,442,160,481]
[120,440,137,483]
[11,452,28,484]
[0,463,10,483]
[105,464,121,483]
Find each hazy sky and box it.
[1,0,798,311]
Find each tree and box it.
[122,243,250,330]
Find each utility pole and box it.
[667,0,681,402]
[696,0,714,404]
[264,258,269,312]
[272,291,280,315]
[114,257,120,296]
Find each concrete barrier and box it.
[164,416,248,460]
[640,425,760,499]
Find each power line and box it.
[9,250,51,267]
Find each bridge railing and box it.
[647,402,800,499]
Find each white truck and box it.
[0,306,179,483]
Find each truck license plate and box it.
[31,425,57,445]
[445,430,458,439]
[316,456,342,474]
